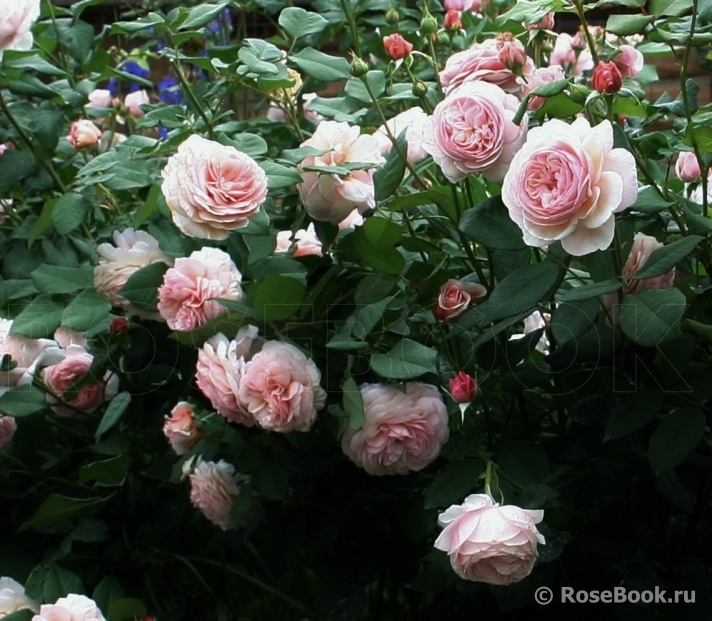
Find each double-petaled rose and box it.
[434,279,487,321]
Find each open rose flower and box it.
[372,106,428,165]
[518,65,565,110]
[613,44,644,78]
[195,327,259,426]
[163,402,202,455]
[157,247,245,331]
[275,223,323,257]
[622,233,675,294]
[32,594,105,621]
[550,33,593,76]
[189,460,242,530]
[341,383,449,475]
[0,0,41,61]
[440,34,533,95]
[161,134,268,240]
[66,120,102,149]
[297,121,385,224]
[0,576,38,615]
[422,81,527,182]
[502,118,638,256]
[238,341,326,433]
[94,228,173,320]
[434,279,487,321]
[434,494,545,585]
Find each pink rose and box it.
[526,12,555,30]
[189,460,242,530]
[434,494,545,585]
[161,134,268,240]
[449,371,477,403]
[613,44,644,79]
[518,65,565,110]
[0,0,40,60]
[94,228,173,320]
[238,341,326,433]
[440,34,533,95]
[32,594,105,621]
[443,9,462,30]
[444,0,481,13]
[0,576,38,615]
[502,118,638,256]
[195,327,259,426]
[622,233,675,294]
[422,81,527,183]
[124,89,149,117]
[550,33,593,76]
[157,247,245,331]
[87,89,112,109]
[676,151,701,182]
[434,279,487,321]
[592,61,622,94]
[341,383,449,475]
[297,120,385,224]
[0,415,17,450]
[337,209,364,230]
[66,120,102,149]
[163,401,202,455]
[54,327,87,349]
[372,106,428,165]
[42,345,118,418]
[274,223,323,257]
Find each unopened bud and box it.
[436,31,450,46]
[412,81,429,97]
[592,60,623,94]
[350,55,369,77]
[110,317,129,335]
[385,8,400,24]
[421,14,438,35]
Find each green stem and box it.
[473,448,524,491]
[573,0,599,65]
[170,51,215,139]
[338,0,363,58]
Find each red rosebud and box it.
[591,61,622,95]
[383,33,414,60]
[449,371,477,403]
[110,317,129,335]
[443,9,462,30]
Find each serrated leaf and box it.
[370,339,438,380]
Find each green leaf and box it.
[117,262,169,314]
[633,235,703,279]
[0,386,47,417]
[648,406,705,474]
[0,611,33,621]
[629,186,674,213]
[619,288,687,347]
[95,392,131,441]
[9,293,63,338]
[374,132,406,201]
[19,494,105,531]
[279,7,329,38]
[344,71,386,103]
[133,185,161,229]
[370,339,438,380]
[497,440,549,486]
[424,460,485,509]
[342,376,364,430]
[93,576,124,615]
[550,298,600,344]
[230,480,253,524]
[558,279,622,303]
[604,390,665,442]
[31,265,93,294]
[252,275,306,321]
[79,454,132,486]
[650,0,693,16]
[61,289,111,332]
[459,196,526,250]
[51,193,90,235]
[259,161,303,189]
[291,48,351,82]
[178,2,231,29]
[606,13,654,35]
[222,132,269,157]
[497,0,555,24]
[107,598,147,621]
[352,218,405,275]
[28,198,56,245]
[249,256,307,283]
[43,565,85,603]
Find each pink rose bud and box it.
[613,44,644,79]
[124,89,150,117]
[449,371,477,402]
[676,151,701,182]
[434,279,487,321]
[526,12,555,30]
[109,317,129,334]
[67,119,102,149]
[0,414,18,450]
[163,401,202,455]
[383,33,413,60]
[443,9,462,30]
[622,233,676,294]
[592,61,622,94]
[87,88,112,108]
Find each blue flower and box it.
[157,76,184,106]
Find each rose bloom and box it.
[526,12,555,30]
[163,401,202,455]
[434,279,487,321]
[518,65,565,110]
[54,327,87,349]
[275,223,323,258]
[157,247,245,331]
[550,33,593,76]
[297,121,385,224]
[87,89,112,109]
[591,61,622,94]
[622,233,675,294]
[676,151,701,182]
[0,0,40,60]
[161,134,268,240]
[443,9,462,30]
[94,228,173,320]
[42,345,118,418]
[434,494,545,585]
[422,81,527,183]
[124,89,149,117]
[372,106,428,165]
[0,415,17,450]
[195,327,259,426]
[510,310,550,354]
[32,594,105,621]
[66,120,102,149]
[0,576,38,615]
[440,34,533,95]
[342,383,449,475]
[189,460,241,531]
[383,33,413,60]
[238,341,326,433]
[502,118,638,256]
[449,371,477,403]
[98,131,127,153]
[613,44,644,78]
[444,0,481,13]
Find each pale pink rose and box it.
[238,341,326,433]
[157,247,245,331]
[0,416,17,450]
[297,121,385,224]
[0,0,41,60]
[518,65,565,110]
[337,209,364,230]
[274,230,292,253]
[550,33,593,76]
[42,345,118,418]
[32,594,105,621]
[124,89,149,117]
[53,327,87,349]
[509,310,550,354]
[189,460,241,530]
[66,120,102,149]
[163,401,202,455]
[434,279,487,321]
[195,328,259,426]
[440,35,533,95]
[161,134,268,240]
[373,106,428,165]
[275,224,323,257]
[434,494,545,585]
[422,81,527,182]
[613,44,644,78]
[0,318,63,395]
[94,228,173,320]
[87,89,112,109]
[526,12,555,30]
[444,0,481,13]
[502,118,638,256]
[676,151,701,182]
[622,233,675,294]
[0,576,38,615]
[341,383,449,475]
